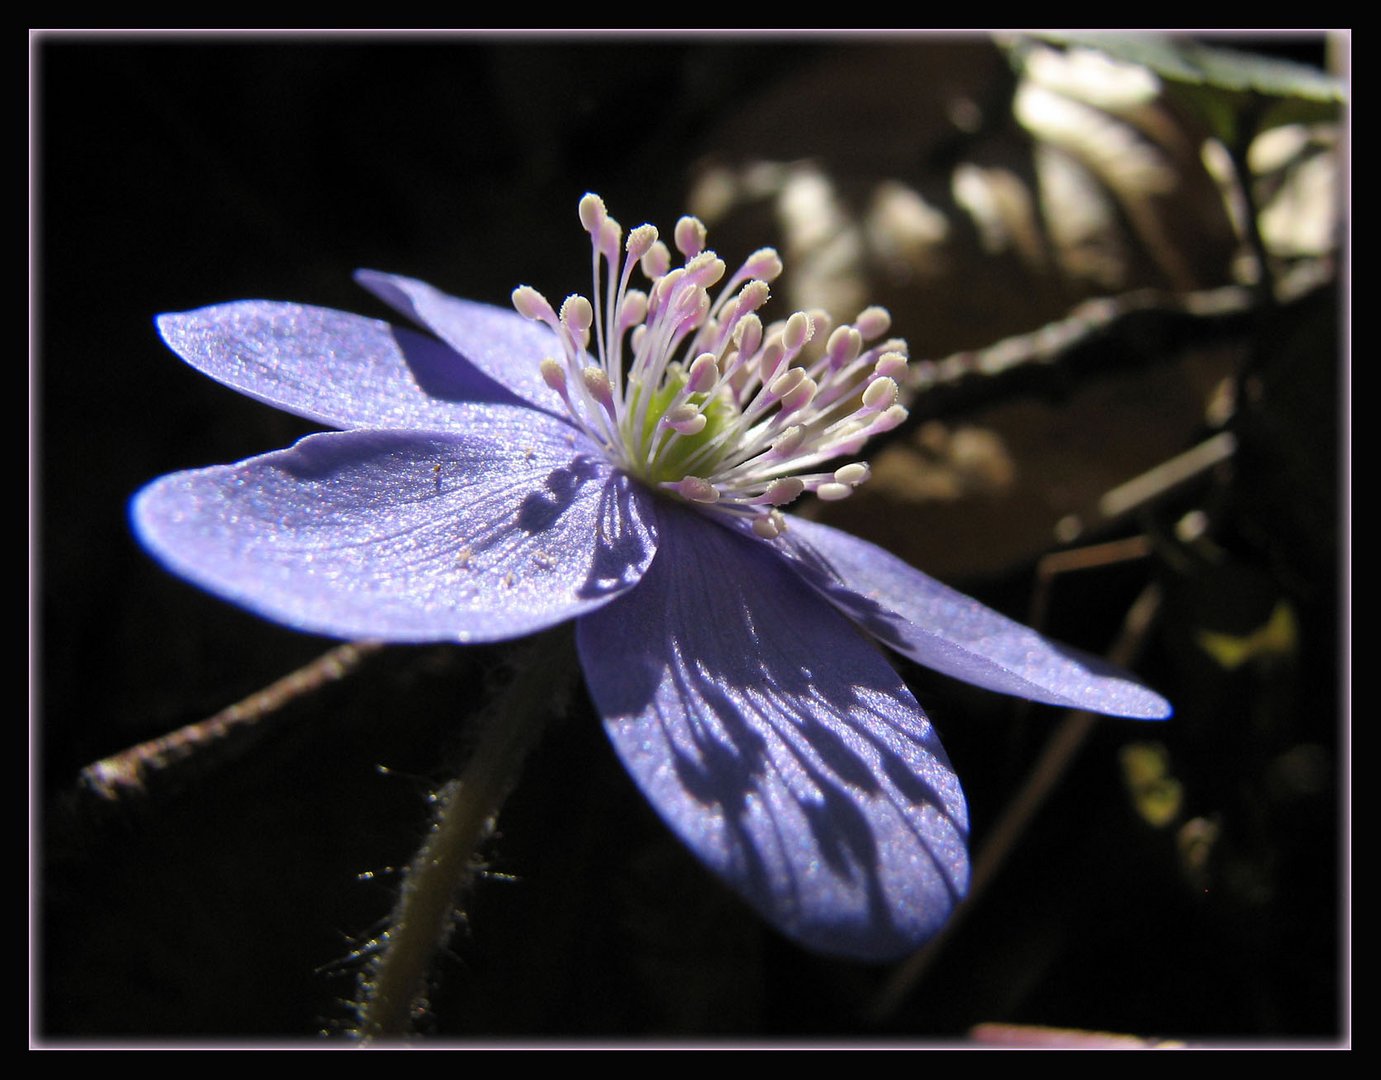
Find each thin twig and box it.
[78,640,386,803]
[907,262,1331,412]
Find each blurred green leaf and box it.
[1037,34,1344,143]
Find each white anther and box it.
[742,248,783,281]
[816,482,853,501]
[512,285,555,323]
[808,309,833,340]
[870,404,908,432]
[673,288,710,332]
[677,476,720,503]
[770,425,805,458]
[619,290,649,330]
[853,305,892,340]
[687,353,720,393]
[873,351,909,380]
[779,375,818,415]
[578,193,606,234]
[752,513,783,539]
[738,280,771,313]
[626,223,659,260]
[641,241,671,280]
[539,358,567,394]
[598,218,622,260]
[685,251,726,289]
[833,462,870,486]
[827,325,863,369]
[675,215,707,258]
[762,477,805,505]
[783,311,814,352]
[758,342,787,385]
[861,376,899,412]
[582,366,613,407]
[650,266,685,314]
[734,314,763,358]
[664,403,706,435]
[560,294,593,334]
[768,366,806,399]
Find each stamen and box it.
[861,377,900,413]
[578,192,606,234]
[741,248,784,282]
[834,462,870,486]
[512,285,556,326]
[686,353,720,394]
[640,241,671,280]
[751,511,786,539]
[826,325,863,370]
[514,194,913,539]
[539,358,567,396]
[873,351,909,381]
[626,223,658,261]
[582,366,615,416]
[560,295,593,349]
[674,215,707,258]
[853,305,892,340]
[783,310,814,352]
[759,477,805,505]
[664,403,707,435]
[676,476,720,503]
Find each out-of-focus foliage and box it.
[1038,33,1345,145]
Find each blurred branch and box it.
[76,640,385,806]
[907,261,1332,418]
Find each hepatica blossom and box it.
[134,194,1169,961]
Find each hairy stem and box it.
[353,626,576,1040]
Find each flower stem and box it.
[352,625,576,1040]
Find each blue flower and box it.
[133,194,1169,961]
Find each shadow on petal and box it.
[391,326,533,409]
[516,455,605,533]
[579,471,659,601]
[580,505,969,961]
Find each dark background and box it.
[37,35,1344,1043]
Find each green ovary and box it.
[631,375,736,484]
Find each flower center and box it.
[632,369,735,484]
[512,193,910,539]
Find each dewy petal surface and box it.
[579,505,969,961]
[133,407,657,642]
[779,517,1171,720]
[157,302,528,432]
[355,270,567,414]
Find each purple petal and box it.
[133,407,657,642]
[157,302,529,432]
[578,505,968,961]
[355,270,567,413]
[778,517,1171,720]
